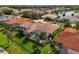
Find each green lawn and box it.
[0,28,39,54]
[13,31,37,53]
[53,30,62,41]
[0,32,9,47]
[0,27,30,54]
[0,33,26,54]
[40,44,52,54]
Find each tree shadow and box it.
[22,39,28,44]
[15,32,25,39]
[22,37,30,44]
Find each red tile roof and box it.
[20,22,59,35]
[64,28,77,33]
[5,18,32,25]
[57,28,79,52]
[20,23,33,30]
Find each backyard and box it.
[0,23,63,54]
[0,27,30,54]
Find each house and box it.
[56,28,79,54]
[0,15,15,22]
[58,16,79,24]
[41,14,58,19]
[58,11,79,23]
[20,22,59,35]
[5,18,33,25]
[5,18,33,29]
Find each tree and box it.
[22,11,41,19]
[22,11,32,18]
[64,19,71,28]
[50,41,61,54]
[53,46,61,54]
[2,7,13,15]
[44,17,53,21]
[75,21,79,30]
[39,32,47,40]
[0,9,4,16]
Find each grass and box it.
[0,26,5,32]
[0,32,9,47]
[13,31,36,53]
[0,32,27,54]
[23,42,34,52]
[6,45,29,54]
[0,27,31,54]
[53,31,62,41]
[40,44,52,54]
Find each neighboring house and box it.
[5,18,33,25]
[58,16,79,24]
[0,15,15,22]
[20,22,59,35]
[58,11,79,23]
[41,14,58,19]
[56,28,79,54]
[5,18,33,29]
[0,47,8,54]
